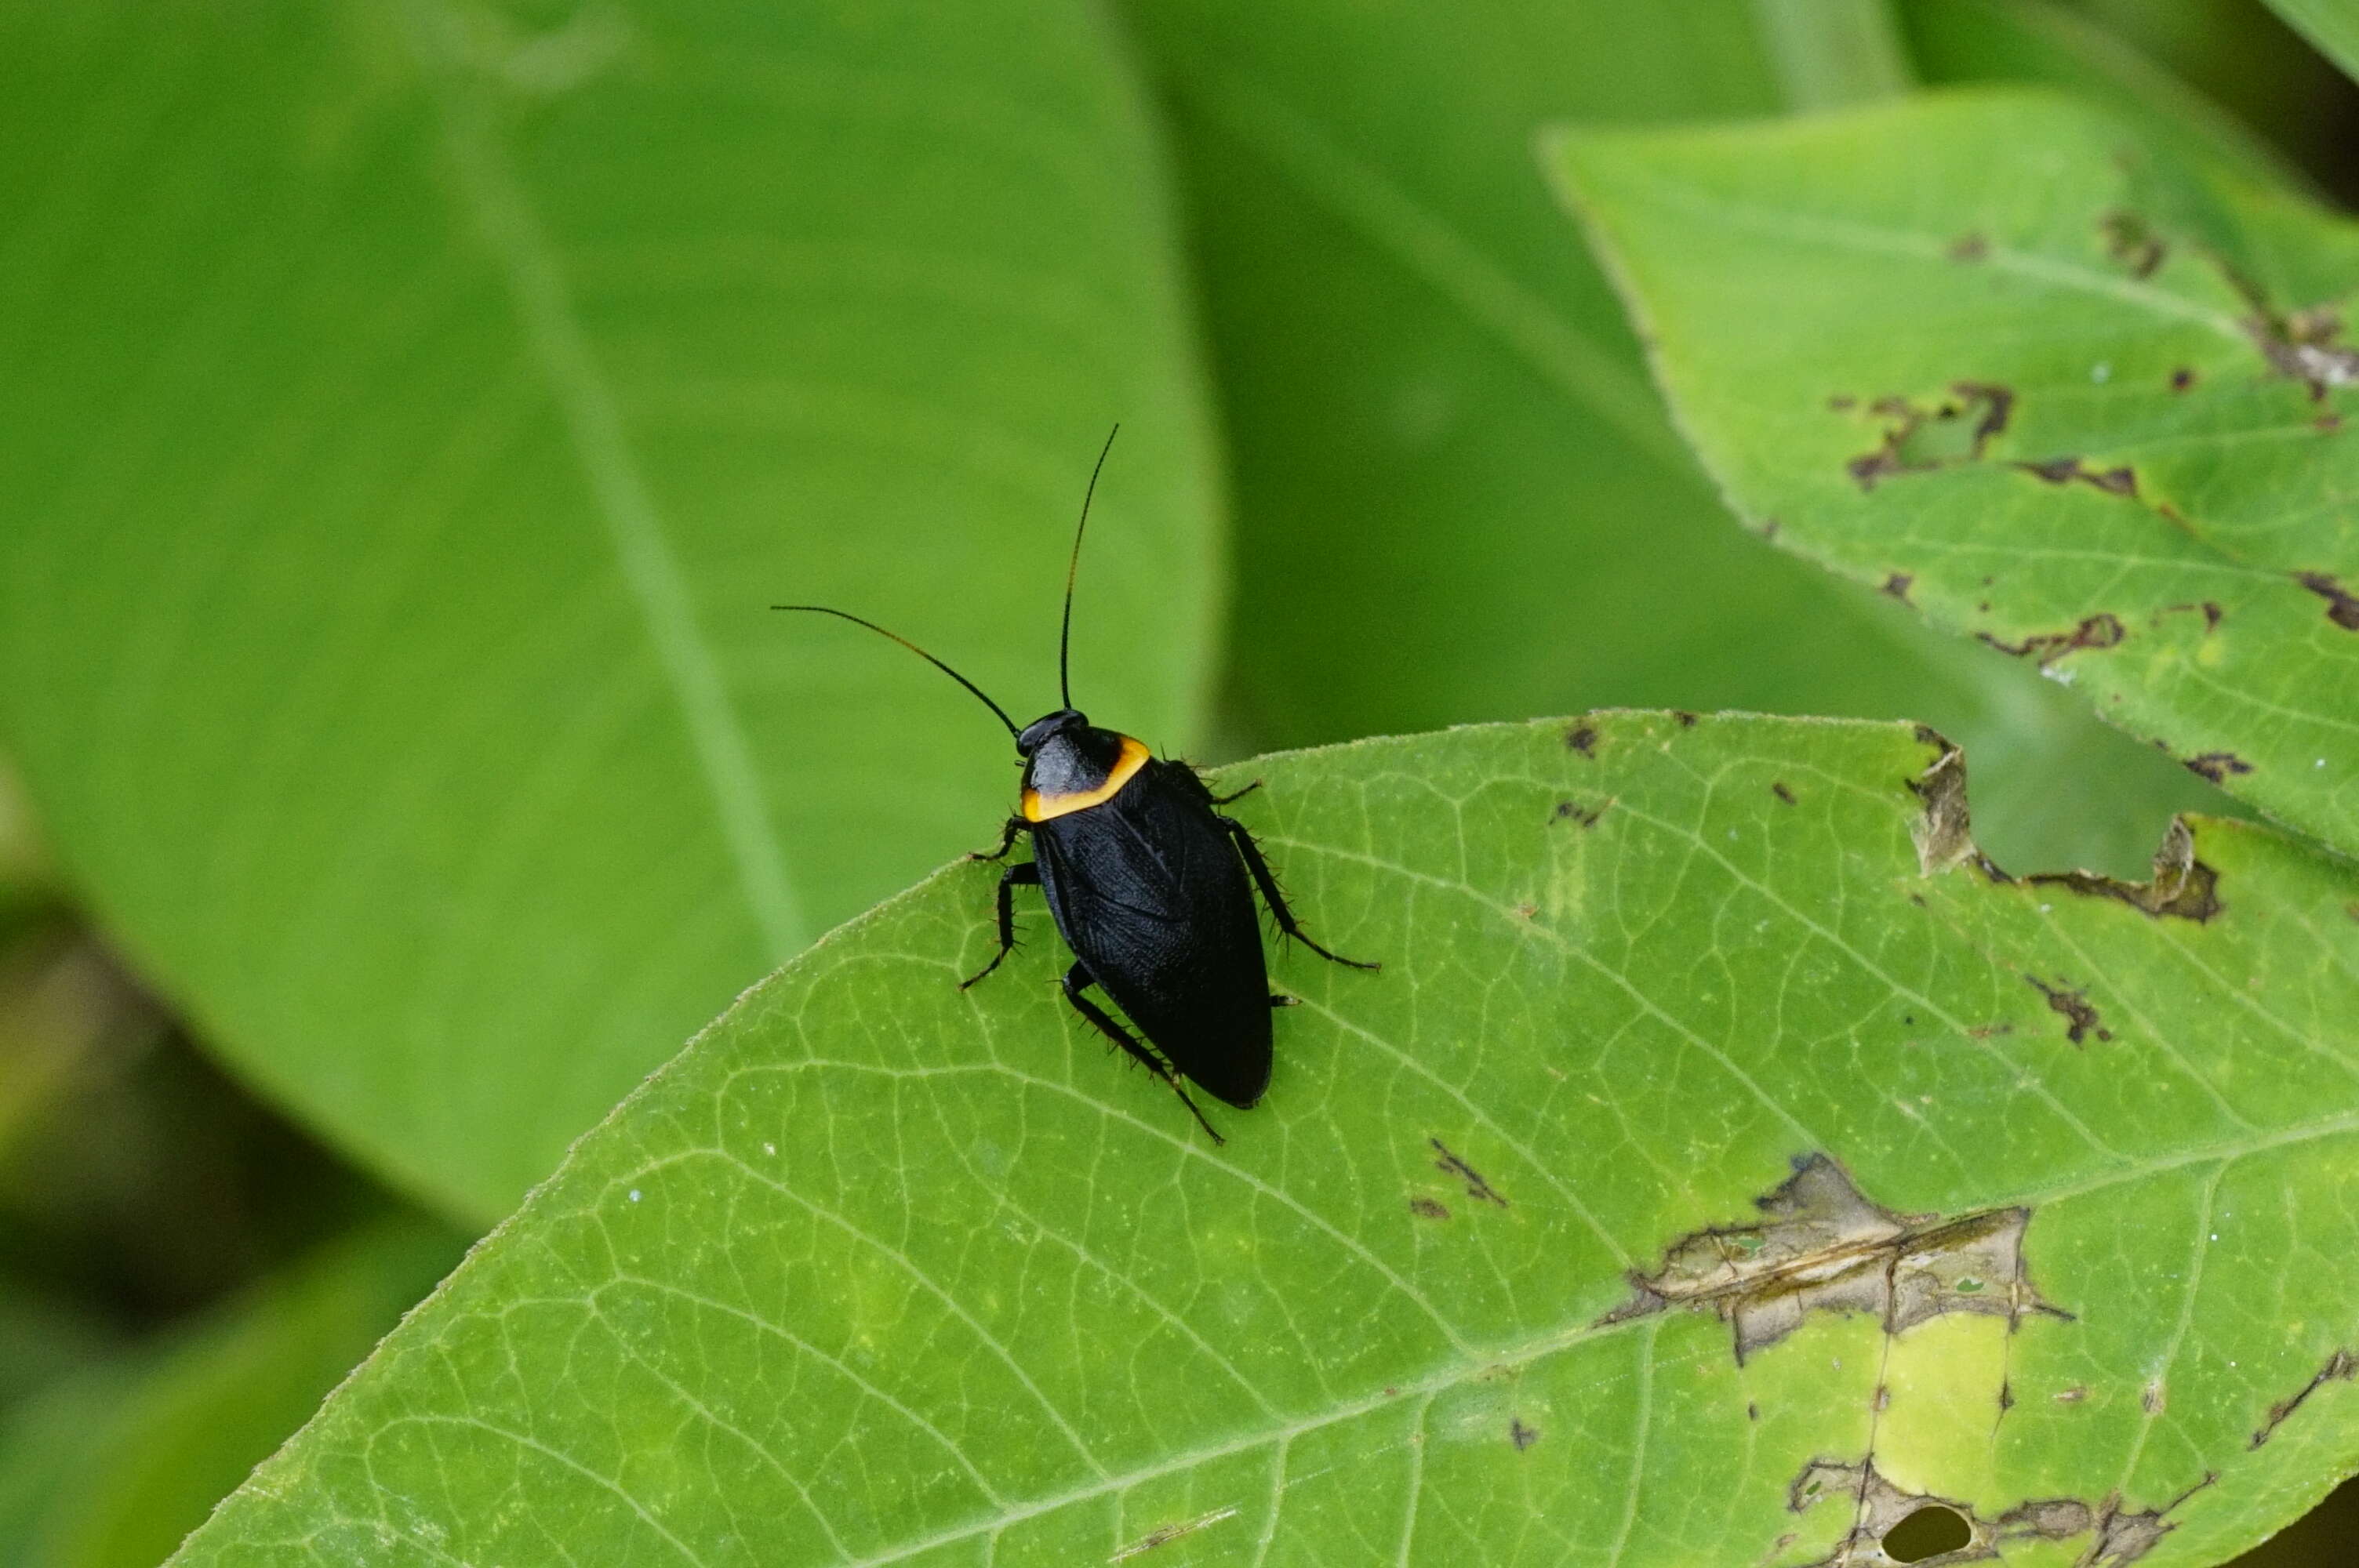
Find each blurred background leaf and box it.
[1123,0,2230,887]
[2265,0,2359,93]
[0,1215,463,1568]
[0,1,1223,1225]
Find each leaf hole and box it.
[1882,1504,1972,1562]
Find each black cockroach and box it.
[776,427,1375,1142]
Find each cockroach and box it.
[776,428,1374,1141]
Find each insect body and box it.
[777,429,1374,1142]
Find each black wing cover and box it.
[1031,760,1273,1106]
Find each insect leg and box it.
[969,815,1030,861]
[1060,964,1226,1145]
[1219,816,1380,970]
[1209,779,1262,806]
[960,861,1040,990]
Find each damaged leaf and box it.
[170,716,2359,1568]
[1601,1154,2064,1362]
[1548,90,2359,862]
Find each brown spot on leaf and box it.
[2099,210,2166,278]
[1785,1459,2092,1566]
[1907,743,1977,876]
[2247,304,2359,399]
[1509,1417,1539,1450]
[2026,819,2222,923]
[1408,1196,1450,1221]
[1566,724,1598,756]
[1845,383,2014,489]
[1110,1508,1239,1561]
[1671,710,1699,728]
[1600,1155,2066,1361]
[2156,601,2223,633]
[1772,782,1796,806]
[2295,571,2359,630]
[2170,367,2195,392]
[2087,1499,2172,1566]
[1947,232,1988,262]
[2026,976,2111,1044]
[1553,798,1609,829]
[2252,1348,2357,1447]
[2055,1385,2088,1403]
[1882,572,1914,602]
[2016,456,2137,497]
[2184,751,2254,784]
[1430,1138,1507,1207]
[2141,1381,2165,1415]
[1979,613,2125,665]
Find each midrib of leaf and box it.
[1169,59,1697,474]
[822,1315,1658,1568]
[403,0,805,958]
[795,1109,2359,1567]
[1611,174,2252,341]
[1601,1318,1659,1568]
[2110,1160,2229,1500]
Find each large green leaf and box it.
[173,716,2359,1566]
[0,3,1220,1222]
[1123,0,2224,880]
[1550,90,2359,860]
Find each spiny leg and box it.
[1220,815,1379,970]
[961,860,1039,990]
[1060,964,1225,1145]
[1210,779,1262,807]
[970,815,1029,862]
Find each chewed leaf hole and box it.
[1882,1504,1972,1562]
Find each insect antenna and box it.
[772,604,1020,738]
[1059,423,1120,711]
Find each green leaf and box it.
[1754,0,1916,109]
[0,1215,462,1568]
[0,4,1221,1221]
[1125,0,2222,880]
[2265,0,2359,83]
[173,717,2359,1566]
[1904,0,2308,187]
[1549,89,2359,861]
